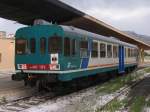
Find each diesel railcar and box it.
[12,20,138,88]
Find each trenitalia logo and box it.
[17,64,60,70]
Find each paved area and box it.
[0,72,36,102]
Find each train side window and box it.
[16,39,28,55]
[107,44,112,58]
[131,49,133,57]
[128,48,131,57]
[71,39,76,56]
[134,49,137,57]
[91,41,98,57]
[80,40,88,57]
[136,49,138,57]
[30,38,36,54]
[64,37,71,56]
[113,45,118,58]
[100,43,106,58]
[132,49,135,57]
[48,36,62,53]
[126,48,128,58]
[40,38,46,54]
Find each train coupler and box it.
[12,73,26,81]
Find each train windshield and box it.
[48,36,62,53]
[16,39,28,55]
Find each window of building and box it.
[64,37,71,56]
[40,38,46,54]
[107,44,112,58]
[30,38,36,54]
[80,40,88,57]
[113,45,118,58]
[71,39,76,56]
[16,39,28,55]
[48,36,62,53]
[100,43,106,58]
[91,41,98,57]
[0,53,1,63]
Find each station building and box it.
[0,37,15,71]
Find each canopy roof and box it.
[0,0,149,49]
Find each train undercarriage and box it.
[12,65,137,92]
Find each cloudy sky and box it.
[0,0,150,36]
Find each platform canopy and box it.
[0,0,150,49]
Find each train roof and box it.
[60,25,138,48]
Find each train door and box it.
[80,39,90,69]
[119,45,125,73]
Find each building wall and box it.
[0,31,6,38]
[0,38,15,71]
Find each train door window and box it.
[91,41,98,58]
[30,38,36,54]
[48,36,62,53]
[71,39,76,56]
[124,48,126,58]
[16,39,28,55]
[100,43,106,58]
[64,37,71,56]
[113,45,118,58]
[80,40,88,57]
[107,44,112,58]
[40,38,46,54]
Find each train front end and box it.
[12,24,65,87]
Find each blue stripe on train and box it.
[119,46,125,73]
[81,39,92,69]
[81,58,89,68]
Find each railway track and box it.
[98,72,150,111]
[0,68,148,112]
[0,83,97,112]
[0,92,57,112]
[0,78,98,112]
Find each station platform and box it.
[0,71,36,102]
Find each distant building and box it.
[0,31,6,38]
[0,38,15,71]
[8,34,15,38]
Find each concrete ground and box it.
[0,71,37,102]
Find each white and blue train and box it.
[12,20,138,87]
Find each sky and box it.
[0,0,150,36]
